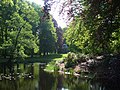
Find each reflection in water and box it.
[38,65,56,90]
[0,63,120,90]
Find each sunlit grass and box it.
[0,54,67,72]
[24,54,67,63]
[45,54,67,72]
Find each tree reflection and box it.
[38,64,56,90]
[0,63,36,90]
[0,63,119,90]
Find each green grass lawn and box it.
[0,54,67,64]
[0,54,67,72]
[20,54,67,72]
[44,54,67,72]
[23,54,67,63]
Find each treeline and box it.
[64,0,120,55]
[0,0,57,59]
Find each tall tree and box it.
[39,16,57,55]
[0,0,39,59]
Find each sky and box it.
[28,0,44,6]
[27,0,67,28]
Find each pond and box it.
[0,63,119,90]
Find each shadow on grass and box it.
[0,54,67,66]
[41,54,62,59]
[0,54,67,72]
[17,54,63,64]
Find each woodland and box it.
[0,0,120,89]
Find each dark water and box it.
[0,63,119,90]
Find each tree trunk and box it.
[43,52,46,56]
[4,27,8,58]
[31,49,34,58]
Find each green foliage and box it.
[64,18,91,53]
[64,52,77,68]
[64,0,120,55]
[64,52,88,68]
[39,16,57,55]
[0,0,39,59]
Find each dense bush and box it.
[64,52,88,68]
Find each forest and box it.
[0,0,59,60]
[0,0,120,90]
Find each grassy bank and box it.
[25,54,67,63]
[0,54,67,63]
[0,54,67,73]
[44,54,67,71]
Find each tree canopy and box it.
[0,0,58,60]
[62,0,120,54]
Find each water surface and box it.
[0,63,119,90]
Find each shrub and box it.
[64,52,77,68]
[64,52,89,68]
